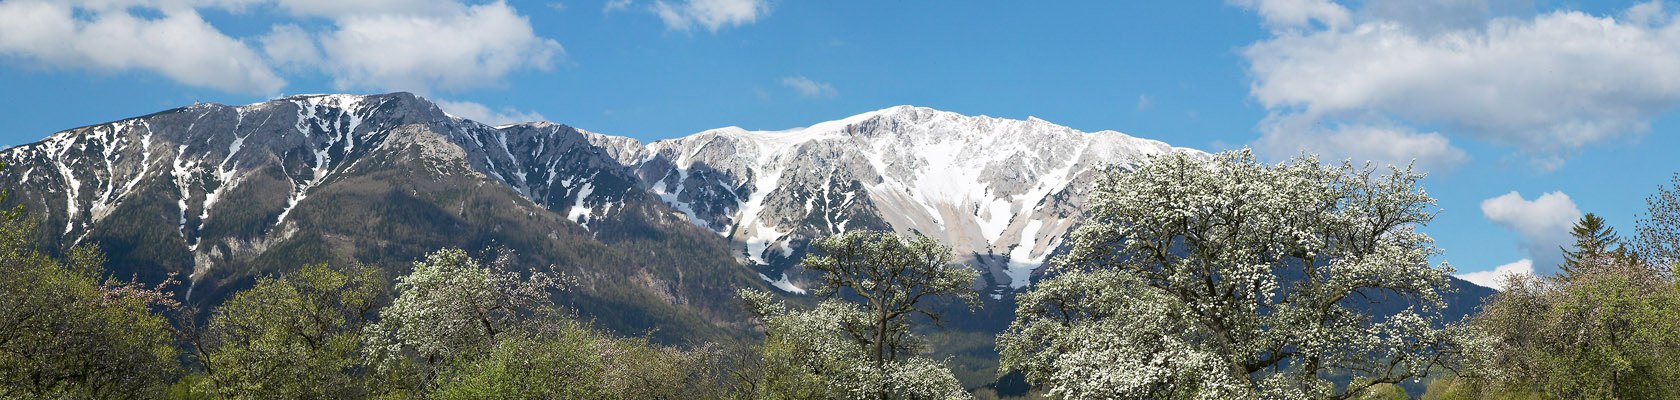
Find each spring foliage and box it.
[0,204,180,398]
[741,230,978,400]
[999,150,1473,399]
[196,263,386,398]
[1464,212,1680,399]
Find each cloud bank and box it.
[1239,0,1680,171]
[0,0,561,97]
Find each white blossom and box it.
[999,150,1474,399]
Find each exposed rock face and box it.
[620,106,1189,297]
[1,92,1497,341]
[0,93,758,342]
[3,95,1195,302]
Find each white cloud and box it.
[1481,191,1581,274]
[0,0,284,94]
[651,0,769,32]
[0,0,561,96]
[1230,0,1351,32]
[258,24,320,71]
[1136,94,1153,112]
[1255,115,1468,171]
[780,75,837,98]
[436,99,546,126]
[603,0,633,13]
[1241,1,1680,170]
[267,0,461,17]
[307,1,563,93]
[1626,0,1669,26]
[1456,258,1535,290]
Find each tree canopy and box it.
[999,150,1474,399]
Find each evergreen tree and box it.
[1561,213,1622,277]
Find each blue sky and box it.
[2,0,1677,287]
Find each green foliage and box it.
[347,247,740,399]
[0,207,181,398]
[1420,375,1546,400]
[432,324,610,400]
[1467,257,1680,399]
[363,248,570,392]
[1000,150,1473,399]
[802,230,981,365]
[1561,213,1630,277]
[1355,383,1408,400]
[197,263,386,398]
[740,231,978,400]
[743,290,971,400]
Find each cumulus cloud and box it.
[0,0,561,96]
[651,0,769,32]
[305,1,563,93]
[1481,191,1581,274]
[1255,115,1468,171]
[436,99,546,126]
[1240,0,1680,171]
[1456,258,1535,290]
[0,0,284,94]
[780,75,837,98]
[1230,0,1351,32]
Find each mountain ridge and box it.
[0,92,1495,343]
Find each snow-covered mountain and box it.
[1,94,1191,302]
[590,106,1188,297]
[0,92,1495,341]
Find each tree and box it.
[999,150,1473,399]
[0,213,180,398]
[1561,213,1627,277]
[741,291,970,400]
[1636,173,1680,274]
[740,230,979,400]
[195,263,386,398]
[802,231,981,366]
[430,320,611,400]
[1469,259,1680,398]
[362,248,569,393]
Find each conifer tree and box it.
[1561,213,1621,277]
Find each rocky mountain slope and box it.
[0,92,1493,342]
[597,106,1186,298]
[0,93,760,341]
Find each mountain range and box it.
[0,92,1493,343]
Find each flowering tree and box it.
[1636,173,1680,273]
[802,231,980,365]
[199,263,386,398]
[363,248,568,390]
[740,290,970,400]
[741,230,978,400]
[999,150,1474,399]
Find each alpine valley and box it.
[0,92,1494,352]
